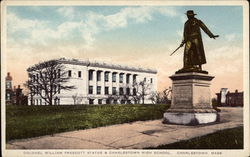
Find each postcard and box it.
[1,0,249,157]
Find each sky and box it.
[5,5,244,97]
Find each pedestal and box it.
[163,72,219,125]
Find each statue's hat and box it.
[185,10,197,16]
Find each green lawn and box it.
[146,126,243,149]
[6,104,169,141]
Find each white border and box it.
[1,1,249,157]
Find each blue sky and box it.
[6,5,244,95]
[7,6,243,47]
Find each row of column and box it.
[88,69,138,96]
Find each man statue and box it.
[177,10,219,73]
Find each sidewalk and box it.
[7,107,243,149]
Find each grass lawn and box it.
[146,126,243,149]
[6,104,169,141]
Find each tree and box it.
[131,80,152,104]
[149,91,161,104]
[160,87,172,104]
[106,93,120,104]
[72,93,83,105]
[149,87,172,104]
[26,59,75,105]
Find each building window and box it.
[78,71,81,78]
[119,74,123,83]
[106,99,110,104]
[53,70,56,78]
[89,86,93,94]
[6,82,11,89]
[112,87,116,95]
[89,70,93,80]
[68,70,72,77]
[33,75,36,82]
[112,73,116,82]
[126,75,130,84]
[98,99,102,104]
[105,87,109,95]
[54,85,57,94]
[105,72,109,82]
[40,99,42,105]
[58,85,61,94]
[133,88,136,96]
[126,88,130,95]
[97,86,101,94]
[7,93,10,100]
[58,69,61,78]
[36,86,39,95]
[144,77,146,82]
[121,100,125,104]
[97,71,101,81]
[89,99,94,104]
[119,87,124,95]
[150,78,153,83]
[133,75,137,84]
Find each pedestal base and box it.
[163,112,219,125]
[163,72,219,125]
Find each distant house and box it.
[216,89,243,107]
[6,72,13,104]
[5,72,28,105]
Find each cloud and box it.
[7,12,48,34]
[7,6,178,50]
[57,7,75,19]
[225,33,236,41]
[205,45,243,75]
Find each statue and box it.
[164,10,220,125]
[174,10,219,74]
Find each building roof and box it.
[28,58,157,74]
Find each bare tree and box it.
[160,87,172,104]
[148,87,172,104]
[72,93,83,105]
[26,59,75,105]
[149,91,161,104]
[106,93,120,104]
[131,80,152,104]
[23,82,35,105]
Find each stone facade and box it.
[28,58,157,105]
[163,72,219,125]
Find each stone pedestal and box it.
[163,72,219,125]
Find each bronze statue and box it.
[175,10,219,73]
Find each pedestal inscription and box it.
[163,72,219,125]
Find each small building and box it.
[216,89,243,107]
[225,90,243,107]
[6,72,13,104]
[5,72,28,105]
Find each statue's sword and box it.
[170,44,183,56]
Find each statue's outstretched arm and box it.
[198,20,219,39]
